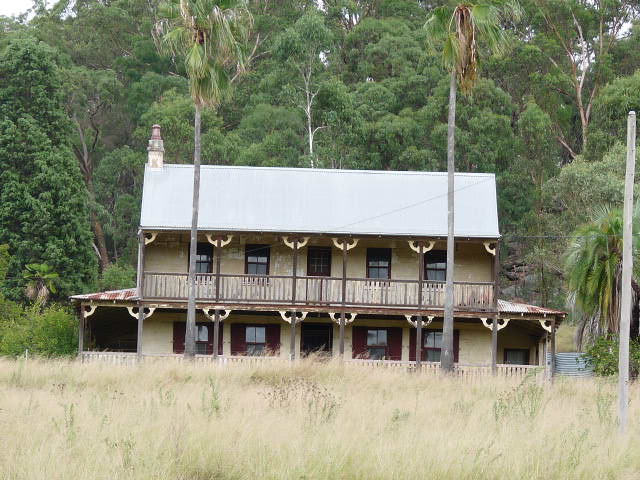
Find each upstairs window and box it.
[425,250,446,281]
[307,247,332,277]
[245,244,270,275]
[367,248,391,279]
[366,329,388,359]
[195,242,213,273]
[246,326,266,355]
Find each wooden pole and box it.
[78,304,85,357]
[213,241,222,361]
[136,302,144,362]
[416,243,425,370]
[491,317,498,374]
[491,241,500,375]
[290,239,298,362]
[339,240,347,358]
[619,110,636,433]
[550,318,556,380]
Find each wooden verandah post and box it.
[290,238,298,362]
[212,238,222,361]
[491,240,500,374]
[340,240,347,359]
[415,242,425,370]
[136,230,146,362]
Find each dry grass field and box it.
[0,358,639,479]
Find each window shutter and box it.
[351,326,367,358]
[409,328,416,361]
[173,322,185,354]
[454,330,460,362]
[265,324,281,355]
[230,324,246,355]
[387,327,402,360]
[215,323,223,355]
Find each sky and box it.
[0,0,37,17]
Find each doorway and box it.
[301,323,333,356]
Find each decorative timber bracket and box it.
[279,311,307,325]
[202,308,231,321]
[408,240,435,254]
[332,238,358,250]
[144,232,158,245]
[328,312,357,324]
[539,319,553,332]
[127,306,156,320]
[405,315,434,328]
[82,305,97,317]
[282,236,309,249]
[206,234,233,248]
[483,241,497,256]
[480,317,509,330]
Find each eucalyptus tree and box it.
[565,206,640,349]
[155,0,252,357]
[424,1,521,372]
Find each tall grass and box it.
[0,358,638,479]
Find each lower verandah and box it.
[86,309,544,366]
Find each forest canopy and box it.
[1,0,640,310]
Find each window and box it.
[195,325,209,354]
[307,247,331,276]
[367,248,391,279]
[425,250,446,281]
[366,329,388,359]
[504,349,529,365]
[195,242,213,273]
[422,330,443,362]
[245,244,270,275]
[246,326,266,356]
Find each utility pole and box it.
[619,111,635,433]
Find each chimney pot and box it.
[147,124,164,168]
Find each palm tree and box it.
[23,263,58,304]
[565,205,640,349]
[155,0,252,357]
[425,1,521,372]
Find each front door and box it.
[301,323,333,356]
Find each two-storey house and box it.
[72,126,565,376]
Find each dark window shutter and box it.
[173,322,185,354]
[218,323,223,355]
[230,324,246,355]
[265,324,281,355]
[409,328,416,361]
[351,326,367,358]
[454,330,460,362]
[387,327,402,360]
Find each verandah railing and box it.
[142,272,494,311]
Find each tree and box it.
[155,0,252,357]
[23,263,59,304]
[565,206,640,348]
[274,11,334,167]
[425,1,520,372]
[0,37,97,299]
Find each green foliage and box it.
[583,336,640,377]
[98,263,136,292]
[0,303,77,357]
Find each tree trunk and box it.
[86,177,110,271]
[441,69,457,373]
[185,104,202,358]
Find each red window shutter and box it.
[230,324,246,355]
[173,322,185,354]
[409,328,416,361]
[351,326,367,358]
[387,327,402,360]
[454,329,460,362]
[265,324,281,355]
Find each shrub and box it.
[583,335,640,376]
[98,262,136,291]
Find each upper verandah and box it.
[140,163,500,239]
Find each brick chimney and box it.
[147,124,164,168]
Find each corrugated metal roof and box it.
[140,165,500,237]
[70,288,137,302]
[498,299,566,316]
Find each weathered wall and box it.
[139,311,541,364]
[142,234,493,282]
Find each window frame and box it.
[244,244,270,276]
[190,242,213,274]
[503,348,530,365]
[366,328,389,360]
[306,246,332,277]
[245,325,267,356]
[366,248,392,280]
[421,330,443,362]
[195,323,211,355]
[424,250,447,282]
